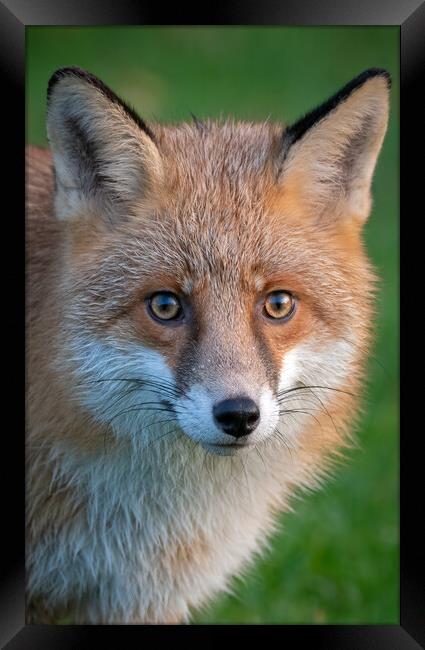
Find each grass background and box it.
[26,27,399,624]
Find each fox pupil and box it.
[265,291,294,319]
[150,292,181,320]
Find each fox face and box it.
[46,67,389,458]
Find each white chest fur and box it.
[29,434,299,623]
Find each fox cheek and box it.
[67,336,179,441]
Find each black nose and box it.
[213,397,260,438]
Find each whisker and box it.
[269,425,295,460]
[77,376,184,399]
[299,383,340,439]
[276,384,354,400]
[96,384,152,421]
[255,446,268,474]
[105,404,179,428]
[278,407,322,428]
[134,424,181,455]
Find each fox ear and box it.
[278,69,391,225]
[46,67,163,221]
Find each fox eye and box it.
[264,291,295,320]
[148,292,183,322]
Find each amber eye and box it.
[264,291,295,320]
[148,292,183,322]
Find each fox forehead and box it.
[156,119,282,201]
[137,120,286,267]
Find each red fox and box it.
[26,67,390,624]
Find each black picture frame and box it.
[1,1,422,647]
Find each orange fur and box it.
[26,68,389,624]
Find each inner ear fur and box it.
[46,67,163,221]
[277,68,391,225]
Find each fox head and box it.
[46,67,390,458]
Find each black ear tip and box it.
[282,67,392,156]
[47,67,101,100]
[357,67,392,89]
[46,66,157,143]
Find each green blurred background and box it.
[26,27,399,624]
